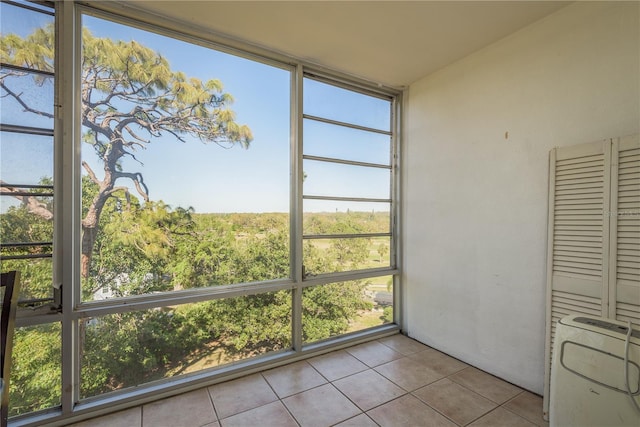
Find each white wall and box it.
[403,1,639,394]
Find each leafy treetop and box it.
[1,24,253,277]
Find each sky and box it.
[1,2,393,214]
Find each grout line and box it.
[279,397,302,427]
[501,403,542,427]
[205,384,221,425]
[261,371,300,425]
[503,389,526,405]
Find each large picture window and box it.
[1,2,400,424]
[79,15,291,301]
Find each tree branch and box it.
[122,124,150,145]
[0,182,54,220]
[82,161,101,185]
[114,171,150,202]
[0,80,54,119]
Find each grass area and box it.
[347,307,388,332]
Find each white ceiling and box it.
[122,1,570,88]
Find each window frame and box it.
[7,1,403,424]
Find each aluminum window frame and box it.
[8,1,403,425]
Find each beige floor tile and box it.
[202,422,220,427]
[367,394,457,427]
[69,407,141,427]
[468,407,536,427]
[262,360,327,398]
[345,340,404,367]
[375,356,445,391]
[308,350,368,381]
[408,348,468,376]
[208,373,278,419]
[142,388,217,427]
[334,413,379,427]
[503,391,548,427]
[283,383,361,427]
[448,367,522,404]
[220,401,297,427]
[413,378,497,426]
[378,334,430,356]
[333,369,406,411]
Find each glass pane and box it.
[303,236,391,275]
[0,69,54,129]
[303,203,390,235]
[304,160,390,199]
[0,132,54,185]
[0,195,53,243]
[0,193,54,302]
[302,276,394,344]
[80,291,291,399]
[0,257,53,300]
[0,2,54,73]
[304,78,390,131]
[9,323,61,418]
[304,119,391,165]
[80,16,290,300]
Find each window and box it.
[1,3,400,423]
[0,0,60,417]
[80,291,291,399]
[302,77,393,276]
[301,77,395,342]
[79,14,291,301]
[0,0,55,303]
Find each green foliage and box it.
[169,214,289,289]
[80,291,292,398]
[9,324,61,416]
[302,281,373,342]
[1,23,255,285]
[78,27,253,151]
[383,306,394,323]
[302,211,390,275]
[8,205,392,409]
[0,24,54,73]
[0,180,54,299]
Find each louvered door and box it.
[543,135,640,418]
[546,139,610,325]
[609,135,640,326]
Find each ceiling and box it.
[121,1,570,89]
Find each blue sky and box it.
[82,14,291,213]
[1,4,392,214]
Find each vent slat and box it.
[556,155,604,167]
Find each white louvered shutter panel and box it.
[609,135,640,327]
[543,139,611,418]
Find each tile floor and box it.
[69,335,548,427]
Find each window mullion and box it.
[291,64,304,352]
[57,0,79,415]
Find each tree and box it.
[0,177,54,300]
[1,24,252,279]
[377,242,389,264]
